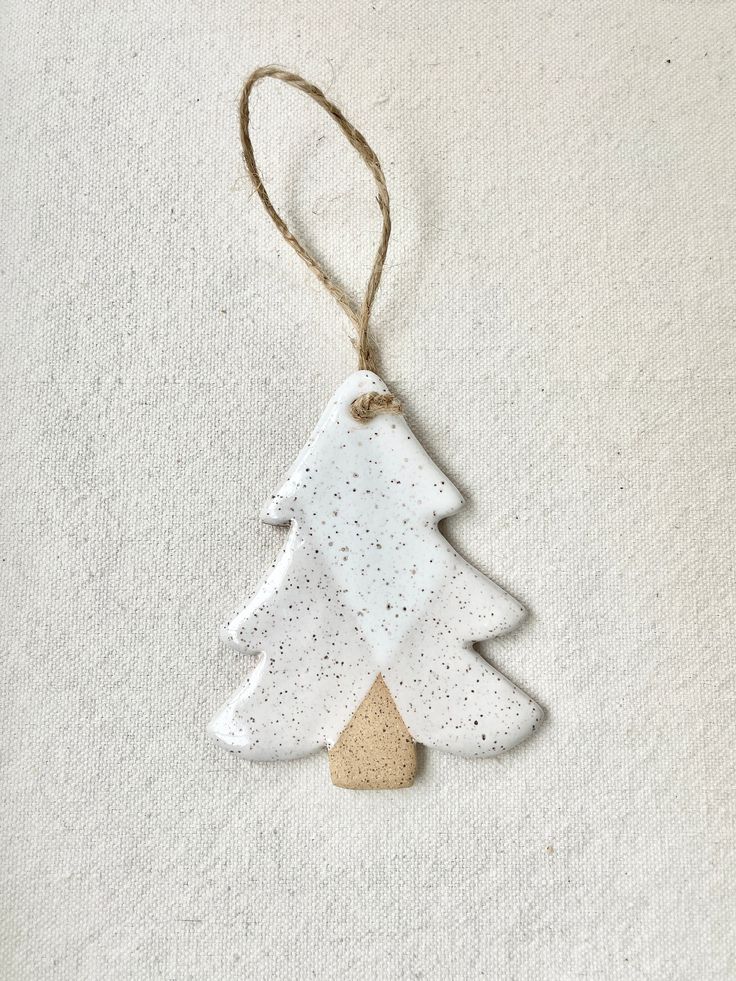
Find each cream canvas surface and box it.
[1,2,734,979]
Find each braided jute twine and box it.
[239,66,403,423]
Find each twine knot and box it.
[350,391,403,422]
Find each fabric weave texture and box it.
[1,1,734,979]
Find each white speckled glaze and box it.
[210,371,543,761]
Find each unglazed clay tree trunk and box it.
[209,371,542,788]
[328,676,416,789]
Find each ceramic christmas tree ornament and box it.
[209,67,543,789]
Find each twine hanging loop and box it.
[239,66,401,422]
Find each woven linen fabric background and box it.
[1,1,735,978]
